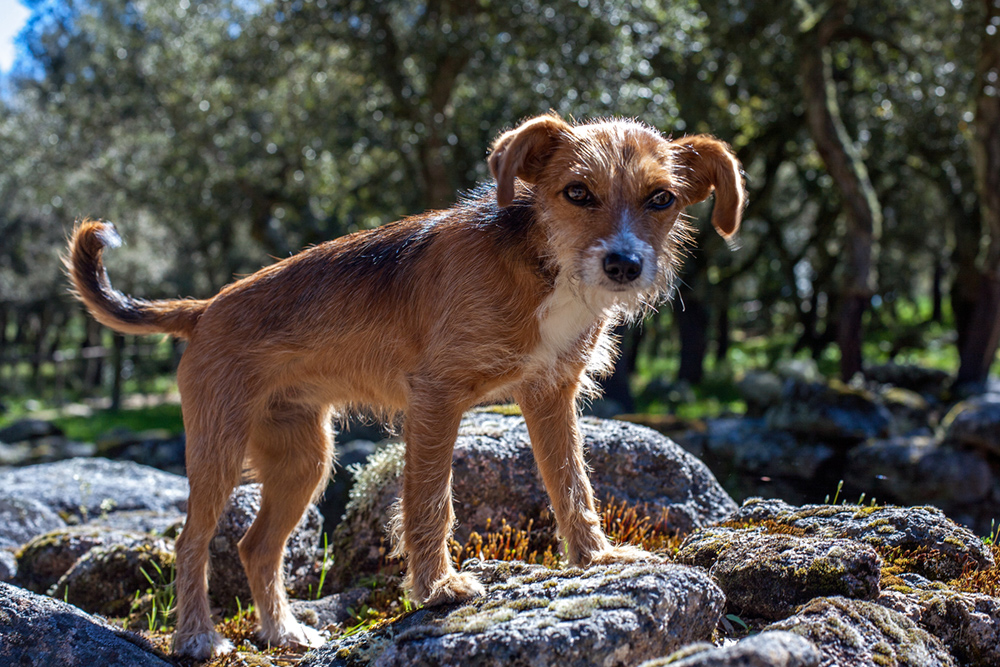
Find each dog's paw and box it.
[583,543,662,566]
[260,619,326,649]
[173,631,235,660]
[422,571,486,606]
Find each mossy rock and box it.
[50,536,175,617]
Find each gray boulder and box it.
[0,418,62,443]
[845,436,993,505]
[880,578,1000,667]
[0,457,189,521]
[639,631,821,667]
[0,581,173,667]
[766,597,956,667]
[208,483,324,612]
[765,381,892,442]
[0,550,15,582]
[944,396,1000,457]
[292,587,372,629]
[301,559,724,667]
[331,412,735,584]
[0,494,65,551]
[729,498,994,580]
[676,528,882,620]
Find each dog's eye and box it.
[564,183,592,206]
[648,190,676,210]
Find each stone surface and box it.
[729,498,994,580]
[208,483,324,612]
[676,528,882,620]
[292,587,372,630]
[301,560,724,667]
[765,381,892,442]
[331,412,736,584]
[0,550,15,582]
[0,418,63,443]
[845,436,993,505]
[863,363,951,397]
[766,597,956,667]
[879,579,1000,667]
[0,457,189,522]
[944,396,1000,457]
[14,525,156,594]
[51,536,175,617]
[0,494,65,551]
[639,631,821,667]
[0,581,173,667]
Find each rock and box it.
[766,597,956,667]
[108,434,187,476]
[639,630,821,667]
[0,550,15,581]
[944,396,1000,458]
[775,358,823,384]
[676,528,881,620]
[301,560,724,667]
[85,509,185,537]
[864,363,951,397]
[0,457,189,522]
[700,418,837,503]
[729,498,993,580]
[331,413,736,585]
[14,526,159,594]
[0,437,97,466]
[0,581,173,667]
[292,587,372,629]
[319,438,379,534]
[765,381,892,442]
[879,579,1000,667]
[51,536,175,617]
[877,386,936,435]
[737,371,784,415]
[0,418,63,443]
[0,495,65,551]
[845,436,993,505]
[207,483,323,612]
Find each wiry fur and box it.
[65,114,745,660]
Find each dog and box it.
[67,113,744,659]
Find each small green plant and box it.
[824,480,844,505]
[137,561,175,632]
[315,532,332,600]
[342,604,383,638]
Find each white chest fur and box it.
[529,280,607,370]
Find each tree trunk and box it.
[956,0,1000,388]
[798,4,882,381]
[601,324,639,413]
[677,298,709,385]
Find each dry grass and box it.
[949,544,1000,597]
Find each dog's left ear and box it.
[489,114,573,207]
[671,135,746,239]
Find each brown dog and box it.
[67,113,744,659]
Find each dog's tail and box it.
[66,219,209,340]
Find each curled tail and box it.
[67,219,208,339]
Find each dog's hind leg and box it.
[397,388,485,605]
[516,381,649,565]
[172,413,246,659]
[239,403,333,649]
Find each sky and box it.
[0,0,30,73]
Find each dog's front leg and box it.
[517,381,650,565]
[397,392,486,605]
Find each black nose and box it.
[603,252,643,283]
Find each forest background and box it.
[1,0,999,428]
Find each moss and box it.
[343,442,406,516]
[548,594,634,620]
[472,404,522,416]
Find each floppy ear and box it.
[488,114,573,207]
[672,135,746,239]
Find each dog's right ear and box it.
[489,114,572,207]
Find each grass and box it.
[52,403,185,442]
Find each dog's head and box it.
[489,113,745,315]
